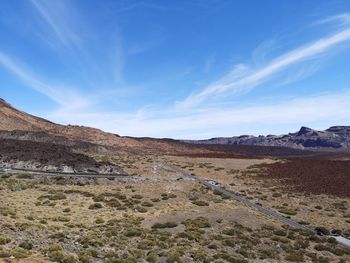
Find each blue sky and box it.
[1,0,350,139]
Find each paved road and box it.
[160,162,350,249]
[161,162,310,230]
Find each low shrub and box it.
[278,208,298,216]
[10,247,31,259]
[49,192,67,200]
[19,241,33,250]
[135,206,147,213]
[132,194,143,200]
[57,216,70,222]
[183,217,211,229]
[95,218,105,224]
[315,226,330,235]
[89,203,103,210]
[124,228,143,237]
[285,252,303,262]
[0,234,11,245]
[152,222,178,229]
[192,200,209,206]
[141,201,153,207]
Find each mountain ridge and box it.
[2,98,350,150]
[0,98,211,155]
[184,126,350,149]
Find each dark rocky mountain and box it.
[184,126,350,149]
[0,138,124,174]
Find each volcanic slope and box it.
[1,98,346,158]
[0,99,143,147]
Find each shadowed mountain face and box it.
[184,126,350,149]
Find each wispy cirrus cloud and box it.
[31,0,82,49]
[316,13,350,26]
[0,52,90,110]
[30,0,132,96]
[203,53,216,73]
[47,89,350,139]
[179,24,350,108]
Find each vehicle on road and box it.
[206,180,220,187]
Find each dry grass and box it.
[0,154,349,262]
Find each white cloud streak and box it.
[31,0,81,48]
[0,52,90,110]
[179,26,350,108]
[30,0,129,97]
[316,13,350,26]
[2,10,350,139]
[47,90,350,139]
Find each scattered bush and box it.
[19,241,33,250]
[0,234,11,245]
[132,194,143,200]
[93,195,104,202]
[258,249,278,259]
[168,193,177,198]
[141,201,153,207]
[49,192,67,200]
[315,226,330,235]
[45,243,77,262]
[89,203,103,210]
[16,174,33,179]
[57,216,70,222]
[272,193,282,197]
[278,208,298,216]
[222,228,235,236]
[285,252,303,262]
[274,229,287,237]
[135,206,147,213]
[124,228,143,237]
[152,222,178,229]
[95,218,105,224]
[10,247,31,259]
[183,217,211,229]
[192,200,209,206]
[0,248,10,258]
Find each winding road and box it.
[159,162,350,249]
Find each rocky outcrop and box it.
[0,139,124,174]
[184,126,350,149]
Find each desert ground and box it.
[1,152,349,263]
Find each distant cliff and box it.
[184,126,350,149]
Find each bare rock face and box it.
[184,126,350,149]
[297,126,314,136]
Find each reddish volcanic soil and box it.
[257,159,350,197]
